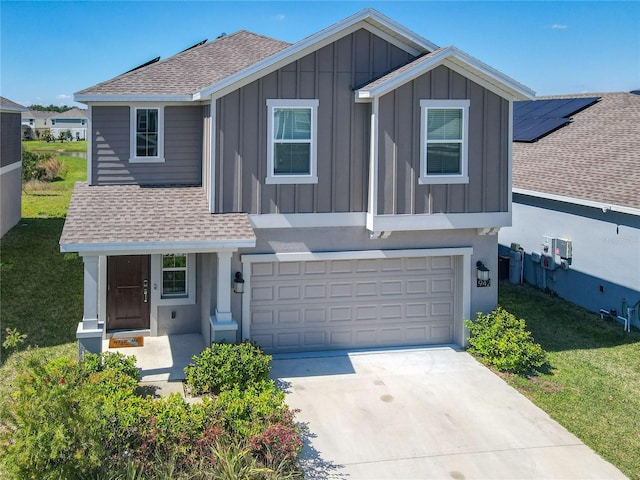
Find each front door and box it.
[107,255,150,331]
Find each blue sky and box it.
[1,1,638,107]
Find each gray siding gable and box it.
[92,105,203,185]
[216,28,413,215]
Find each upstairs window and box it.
[266,99,318,184]
[419,99,470,184]
[130,106,164,163]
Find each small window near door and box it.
[162,254,188,298]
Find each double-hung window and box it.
[419,99,470,184]
[162,254,188,298]
[266,99,318,184]
[130,106,164,163]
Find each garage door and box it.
[249,255,456,353]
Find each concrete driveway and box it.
[270,347,626,480]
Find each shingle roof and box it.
[76,31,291,97]
[0,96,26,111]
[60,183,256,251]
[54,108,88,119]
[513,92,640,211]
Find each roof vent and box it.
[630,90,640,95]
[123,56,160,74]
[217,32,227,39]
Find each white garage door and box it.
[249,255,456,353]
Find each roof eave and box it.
[60,238,257,255]
[356,46,535,102]
[198,8,439,100]
[513,188,640,217]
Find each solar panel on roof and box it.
[513,97,600,142]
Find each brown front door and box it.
[107,255,150,331]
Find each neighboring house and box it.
[499,92,640,329]
[22,108,88,140]
[21,110,54,139]
[0,96,26,237]
[50,108,88,140]
[61,9,534,355]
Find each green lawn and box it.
[22,139,87,152]
[22,155,86,217]
[499,282,640,480]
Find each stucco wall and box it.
[499,199,640,328]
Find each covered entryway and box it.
[244,250,463,353]
[107,255,150,331]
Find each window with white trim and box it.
[162,254,188,298]
[130,106,164,163]
[266,99,318,184]
[419,99,470,184]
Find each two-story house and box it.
[61,9,534,355]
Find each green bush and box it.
[465,307,547,374]
[21,150,47,182]
[184,341,272,395]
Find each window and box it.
[266,99,318,184]
[419,99,470,184]
[162,254,188,298]
[130,106,164,163]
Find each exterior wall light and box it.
[233,272,245,294]
[476,261,490,287]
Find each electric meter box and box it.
[555,238,572,260]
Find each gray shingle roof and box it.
[0,96,26,111]
[60,182,256,251]
[76,31,291,97]
[513,92,640,211]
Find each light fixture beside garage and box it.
[476,261,490,287]
[233,272,245,294]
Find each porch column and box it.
[76,255,104,355]
[210,251,238,344]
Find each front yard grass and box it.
[499,282,640,480]
[22,139,87,152]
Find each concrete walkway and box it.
[270,347,626,480]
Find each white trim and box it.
[367,97,379,229]
[419,99,470,185]
[87,105,93,185]
[507,101,513,214]
[369,212,511,232]
[356,46,535,102]
[0,104,27,113]
[98,255,107,332]
[129,106,165,163]
[240,246,474,343]
[513,188,640,217]
[199,9,437,100]
[265,99,319,184]
[62,239,254,256]
[460,254,471,347]
[0,161,21,175]
[209,97,217,212]
[153,253,197,306]
[249,212,365,229]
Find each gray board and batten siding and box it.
[377,65,510,216]
[1,111,22,168]
[215,28,413,215]
[92,105,203,185]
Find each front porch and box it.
[103,333,205,382]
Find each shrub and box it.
[82,351,140,381]
[184,341,271,395]
[39,157,67,181]
[465,307,547,374]
[21,150,46,182]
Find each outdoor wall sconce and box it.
[233,272,245,294]
[476,261,491,287]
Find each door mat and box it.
[109,336,144,348]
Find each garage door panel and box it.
[250,256,456,353]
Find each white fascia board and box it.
[249,213,365,229]
[242,246,473,264]
[513,188,640,217]
[357,46,535,102]
[198,10,437,100]
[74,94,195,104]
[0,105,27,113]
[60,239,256,256]
[369,212,512,232]
[0,161,21,175]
